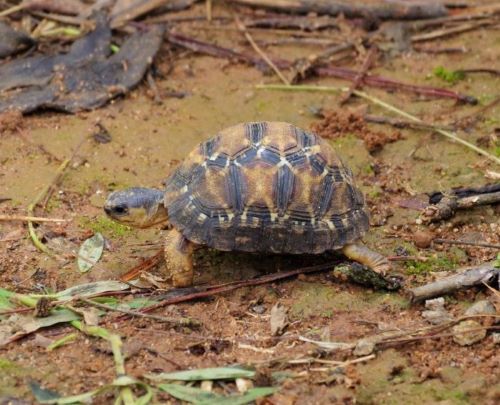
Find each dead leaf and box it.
[270,303,288,336]
[81,307,100,326]
[77,232,105,273]
[31,334,54,348]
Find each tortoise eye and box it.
[113,205,128,215]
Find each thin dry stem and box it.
[0,215,68,223]
[232,13,290,85]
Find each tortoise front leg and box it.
[164,228,194,287]
[342,242,391,275]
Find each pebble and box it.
[354,338,376,356]
[425,297,445,310]
[464,300,496,317]
[492,333,500,345]
[413,230,433,248]
[452,320,486,346]
[422,310,453,325]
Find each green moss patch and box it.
[79,216,132,238]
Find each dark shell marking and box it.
[164,122,369,254]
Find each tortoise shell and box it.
[164,122,369,254]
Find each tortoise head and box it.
[104,187,168,228]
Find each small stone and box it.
[270,303,288,336]
[464,300,496,317]
[413,230,433,248]
[235,378,253,393]
[492,333,500,345]
[425,297,445,310]
[251,304,266,314]
[354,338,375,356]
[452,320,486,346]
[422,310,453,325]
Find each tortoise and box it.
[104,121,390,287]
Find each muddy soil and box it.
[1,2,499,404]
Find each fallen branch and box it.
[256,84,499,165]
[0,215,68,223]
[420,191,500,223]
[409,261,499,302]
[428,183,500,204]
[230,0,448,20]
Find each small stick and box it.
[434,238,500,250]
[122,260,400,319]
[256,84,500,165]
[80,298,200,328]
[364,114,454,131]
[120,250,164,281]
[0,3,25,17]
[458,68,500,76]
[0,215,68,223]
[232,13,290,85]
[206,0,212,21]
[420,191,500,223]
[27,159,71,255]
[411,20,496,42]
[409,261,499,302]
[314,66,477,104]
[146,71,162,104]
[291,42,354,83]
[340,46,377,105]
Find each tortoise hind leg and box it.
[342,242,391,275]
[164,228,194,287]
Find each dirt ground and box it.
[0,2,499,404]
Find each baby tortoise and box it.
[104,122,390,287]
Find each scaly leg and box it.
[164,228,194,287]
[342,242,391,275]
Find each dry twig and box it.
[232,12,290,85]
[409,261,499,302]
[0,215,68,223]
[420,191,500,223]
[433,238,500,250]
[340,46,378,105]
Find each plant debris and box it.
[0,14,165,113]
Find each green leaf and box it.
[494,253,500,268]
[125,297,159,309]
[29,381,60,403]
[47,333,77,351]
[77,232,105,272]
[148,366,255,381]
[0,295,13,311]
[56,281,129,300]
[158,384,222,403]
[23,309,80,333]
